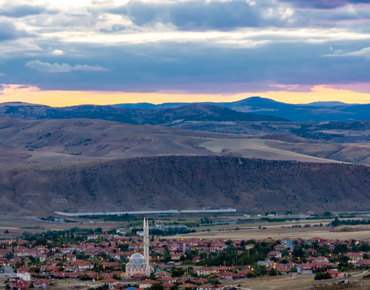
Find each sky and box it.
[1,0,370,106]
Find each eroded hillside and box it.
[1,156,370,214]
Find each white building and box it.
[116,228,128,235]
[126,218,152,277]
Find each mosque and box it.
[125,218,152,277]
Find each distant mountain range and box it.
[112,97,370,122]
[0,102,287,124]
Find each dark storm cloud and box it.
[0,21,31,41]
[3,39,370,93]
[280,0,370,9]
[1,0,370,95]
[110,0,261,30]
[0,4,56,18]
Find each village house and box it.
[73,260,93,271]
[168,241,187,253]
[210,242,227,253]
[33,279,52,288]
[139,279,160,288]
[355,259,370,266]
[196,267,219,276]
[100,277,119,289]
[87,235,98,241]
[16,267,31,281]
[326,269,345,278]
[116,228,129,235]
[267,251,282,259]
[345,252,365,262]
[274,244,286,251]
[11,278,31,290]
[281,238,294,250]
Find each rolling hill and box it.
[0,102,286,125]
[0,117,363,165]
[1,156,370,214]
[2,116,370,214]
[112,97,370,122]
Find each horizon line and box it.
[0,96,363,108]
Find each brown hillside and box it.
[0,118,337,164]
[1,156,370,214]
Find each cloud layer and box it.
[0,0,369,95]
[25,60,108,73]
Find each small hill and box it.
[305,101,350,107]
[1,156,370,214]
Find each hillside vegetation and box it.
[1,156,370,214]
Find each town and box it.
[1,218,370,290]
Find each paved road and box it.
[353,270,368,277]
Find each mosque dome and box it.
[130,253,145,260]
[127,253,147,268]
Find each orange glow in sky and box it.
[1,84,370,107]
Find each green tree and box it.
[358,243,370,252]
[331,217,340,227]
[150,283,164,290]
[334,243,348,254]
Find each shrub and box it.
[314,272,331,280]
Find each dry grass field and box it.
[230,272,370,290]
[173,221,370,241]
[25,272,370,290]
[2,214,370,242]
[0,217,125,239]
[200,139,341,163]
[3,117,370,166]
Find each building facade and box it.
[126,218,151,277]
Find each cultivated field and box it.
[0,216,125,239]
[173,221,370,241]
[231,271,370,290]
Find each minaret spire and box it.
[143,217,150,275]
[146,218,149,264]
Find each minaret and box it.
[143,218,150,275]
[143,218,147,264]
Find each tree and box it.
[268,268,277,276]
[162,246,171,263]
[334,243,348,254]
[285,211,292,215]
[331,217,340,227]
[314,272,331,280]
[292,246,304,258]
[358,243,370,252]
[150,283,164,290]
[324,211,331,217]
[265,212,270,216]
